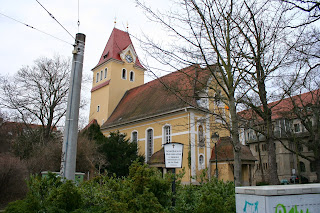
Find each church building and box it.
[89,28,254,184]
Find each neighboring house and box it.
[0,121,58,153]
[239,90,319,184]
[88,28,255,184]
[210,137,256,185]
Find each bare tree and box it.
[279,63,320,181]
[280,0,320,26]
[233,0,300,184]
[136,0,251,186]
[0,55,70,141]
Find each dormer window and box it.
[122,68,127,79]
[130,71,135,82]
[103,52,109,59]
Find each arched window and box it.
[198,125,204,147]
[97,105,100,112]
[122,68,127,79]
[130,71,135,82]
[96,72,99,83]
[199,154,204,166]
[300,162,306,172]
[100,70,103,80]
[146,129,153,161]
[163,125,171,144]
[104,68,108,79]
[131,131,138,143]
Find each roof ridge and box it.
[125,64,202,93]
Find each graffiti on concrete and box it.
[243,200,259,213]
[275,204,310,213]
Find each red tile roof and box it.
[91,80,111,92]
[148,148,165,165]
[82,119,98,131]
[0,121,57,134]
[210,137,256,162]
[93,28,144,70]
[238,89,320,122]
[101,65,212,129]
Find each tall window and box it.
[199,155,204,167]
[104,68,108,79]
[132,131,138,143]
[96,72,99,83]
[122,68,127,79]
[97,105,100,112]
[100,70,103,80]
[294,123,300,132]
[300,162,306,172]
[130,71,135,82]
[163,125,171,144]
[146,129,153,161]
[198,125,204,147]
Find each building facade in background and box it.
[89,28,255,184]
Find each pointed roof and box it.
[210,137,256,162]
[101,65,212,129]
[93,28,144,70]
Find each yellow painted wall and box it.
[89,60,144,125]
[102,109,228,184]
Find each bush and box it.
[5,173,82,213]
[5,163,236,212]
[0,153,28,209]
[174,178,235,213]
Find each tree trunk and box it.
[229,96,242,186]
[266,128,280,184]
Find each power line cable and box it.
[0,12,73,46]
[77,0,80,33]
[35,0,75,40]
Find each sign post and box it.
[164,142,184,208]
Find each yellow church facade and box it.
[89,28,255,184]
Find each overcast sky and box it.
[0,0,173,78]
[1,0,173,124]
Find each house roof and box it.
[93,28,144,70]
[238,89,320,122]
[148,148,165,166]
[101,65,212,129]
[210,137,256,162]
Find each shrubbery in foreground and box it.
[5,162,235,213]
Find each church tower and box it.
[89,28,145,125]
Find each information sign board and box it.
[164,143,183,168]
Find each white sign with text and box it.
[164,143,184,168]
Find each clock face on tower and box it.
[125,54,133,63]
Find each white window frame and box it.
[122,68,127,80]
[96,72,99,83]
[199,154,205,170]
[146,128,154,162]
[198,124,205,147]
[104,68,108,79]
[100,70,103,81]
[163,125,171,144]
[129,71,135,82]
[131,131,138,143]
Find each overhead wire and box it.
[0,12,73,46]
[35,0,75,40]
[77,0,80,33]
